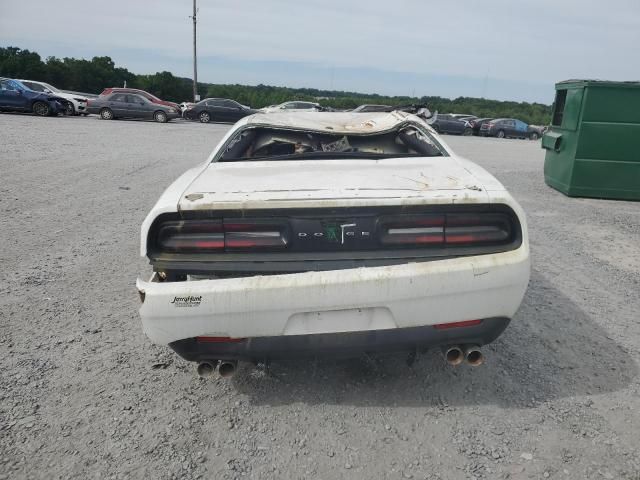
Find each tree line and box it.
[1,46,551,124]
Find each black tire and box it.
[65,102,75,116]
[529,132,539,140]
[199,111,211,123]
[463,127,473,136]
[100,108,114,120]
[32,101,50,117]
[154,110,168,123]
[497,130,506,139]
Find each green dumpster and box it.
[542,79,640,200]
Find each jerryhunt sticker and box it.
[170,295,202,307]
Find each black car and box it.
[468,117,494,136]
[185,98,257,123]
[431,114,473,135]
[480,118,530,139]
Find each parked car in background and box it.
[480,118,530,139]
[99,88,180,111]
[0,78,68,116]
[19,79,88,115]
[179,102,196,114]
[87,92,180,122]
[468,117,494,136]
[183,98,257,123]
[260,101,322,113]
[351,105,433,120]
[431,114,473,135]
[449,114,477,121]
[352,104,393,112]
[527,124,546,140]
[136,111,530,377]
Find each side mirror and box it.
[44,88,52,93]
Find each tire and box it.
[199,111,210,123]
[497,130,506,139]
[32,101,50,117]
[530,132,539,140]
[154,110,168,123]
[100,108,114,120]
[463,127,473,136]
[65,102,75,116]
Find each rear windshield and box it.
[216,125,446,162]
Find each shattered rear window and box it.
[217,124,446,162]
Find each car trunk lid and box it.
[178,158,489,211]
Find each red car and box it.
[99,88,180,111]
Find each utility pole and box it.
[191,0,199,102]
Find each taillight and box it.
[379,213,512,247]
[379,215,445,245]
[445,213,511,244]
[156,219,288,252]
[158,220,224,251]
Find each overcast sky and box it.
[1,0,639,103]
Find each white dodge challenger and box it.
[137,111,530,377]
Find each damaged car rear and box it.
[137,111,530,377]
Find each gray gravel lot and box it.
[1,114,639,480]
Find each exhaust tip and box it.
[218,361,238,378]
[197,361,217,378]
[444,345,464,366]
[464,346,484,367]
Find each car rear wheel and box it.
[65,102,75,116]
[497,130,506,139]
[154,111,168,123]
[529,132,539,140]
[100,108,114,120]
[463,127,473,136]
[199,111,210,123]
[32,101,50,117]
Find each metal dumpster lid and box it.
[556,79,640,89]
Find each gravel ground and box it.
[1,113,639,480]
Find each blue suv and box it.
[0,78,68,116]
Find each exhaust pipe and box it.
[218,360,238,378]
[196,361,217,378]
[443,345,464,366]
[464,345,484,367]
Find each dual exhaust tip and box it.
[444,345,484,367]
[197,360,238,378]
[198,347,482,376]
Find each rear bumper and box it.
[170,317,510,362]
[137,246,529,349]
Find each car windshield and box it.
[12,80,28,91]
[217,124,446,162]
[41,83,59,93]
